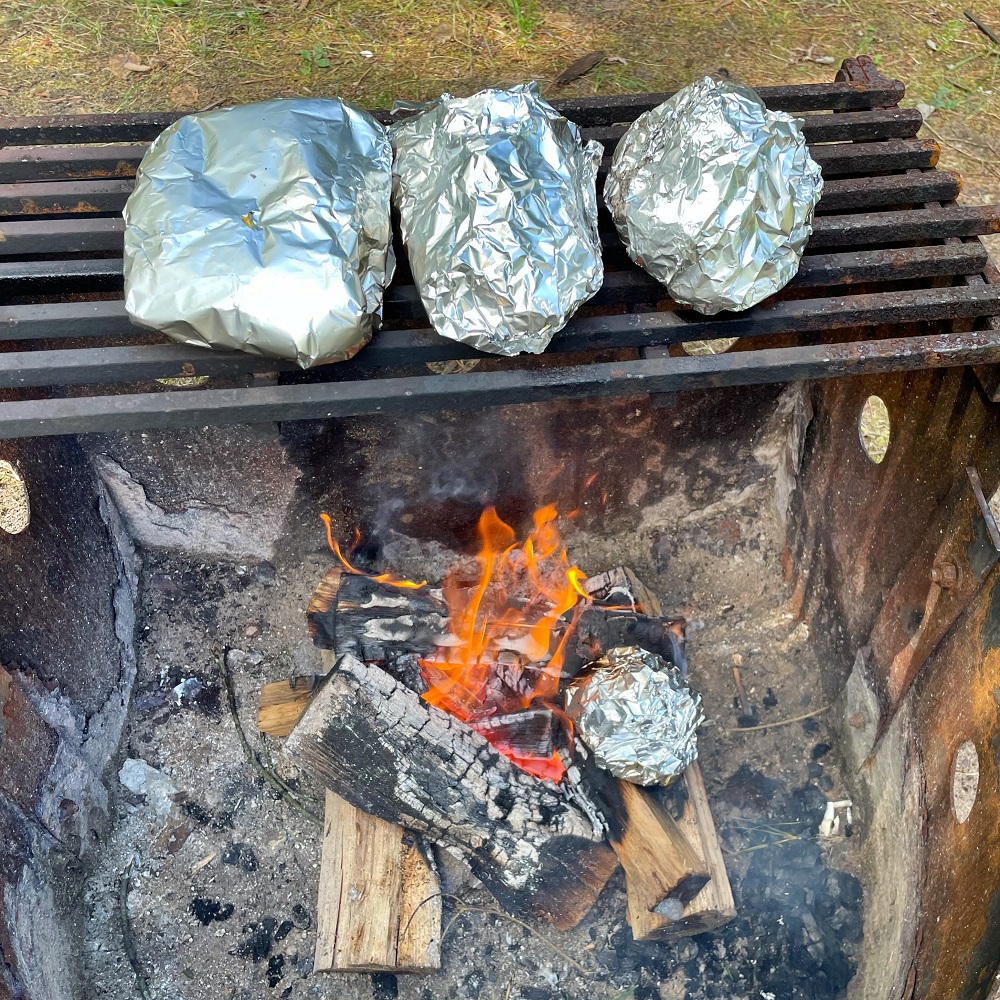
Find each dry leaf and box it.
[109,52,152,79]
[170,83,199,108]
[555,51,605,86]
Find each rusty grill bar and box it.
[1,56,999,438]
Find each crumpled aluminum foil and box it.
[389,84,604,356]
[604,76,823,315]
[565,645,703,786]
[123,99,394,368]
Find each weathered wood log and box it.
[315,790,441,973]
[279,652,617,929]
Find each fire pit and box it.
[2,55,1000,1000]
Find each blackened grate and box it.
[1,55,999,438]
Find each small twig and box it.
[966,9,1000,47]
[220,651,321,823]
[354,62,375,89]
[726,704,830,732]
[438,894,594,976]
[119,866,152,1000]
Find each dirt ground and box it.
[2,0,1000,197]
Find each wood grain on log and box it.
[280,652,616,929]
[256,675,323,738]
[315,790,441,973]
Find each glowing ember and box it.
[418,505,590,782]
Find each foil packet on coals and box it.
[604,76,823,315]
[124,99,394,369]
[565,645,703,786]
[390,84,604,356]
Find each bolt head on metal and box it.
[931,561,959,587]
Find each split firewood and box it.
[629,762,736,940]
[257,675,324,738]
[279,652,617,930]
[256,664,443,972]
[314,790,441,973]
[584,568,736,939]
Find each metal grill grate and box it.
[1,55,1000,438]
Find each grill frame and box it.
[1,55,999,438]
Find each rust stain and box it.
[18,198,101,215]
[914,574,1000,999]
[65,161,137,179]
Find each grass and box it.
[1,0,1000,184]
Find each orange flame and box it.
[320,513,427,589]
[419,505,590,782]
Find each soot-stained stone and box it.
[291,903,311,930]
[190,898,235,925]
[274,919,294,942]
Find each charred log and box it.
[279,653,617,929]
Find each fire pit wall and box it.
[1,371,999,999]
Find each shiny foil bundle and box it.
[604,76,823,315]
[124,99,394,368]
[390,84,604,356]
[565,646,703,786]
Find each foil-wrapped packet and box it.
[390,84,604,356]
[124,99,394,369]
[604,76,823,315]
[565,645,703,786]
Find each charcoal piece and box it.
[291,903,312,930]
[788,783,829,834]
[222,842,259,872]
[567,607,686,677]
[266,954,285,988]
[763,688,778,708]
[721,765,783,810]
[233,918,276,962]
[274,919,294,942]
[807,762,823,779]
[811,742,832,760]
[190,898,235,925]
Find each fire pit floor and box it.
[75,387,863,1000]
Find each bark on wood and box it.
[315,790,441,973]
[280,653,616,928]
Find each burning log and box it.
[280,652,618,929]
[292,565,720,927]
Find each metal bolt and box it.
[931,561,960,587]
